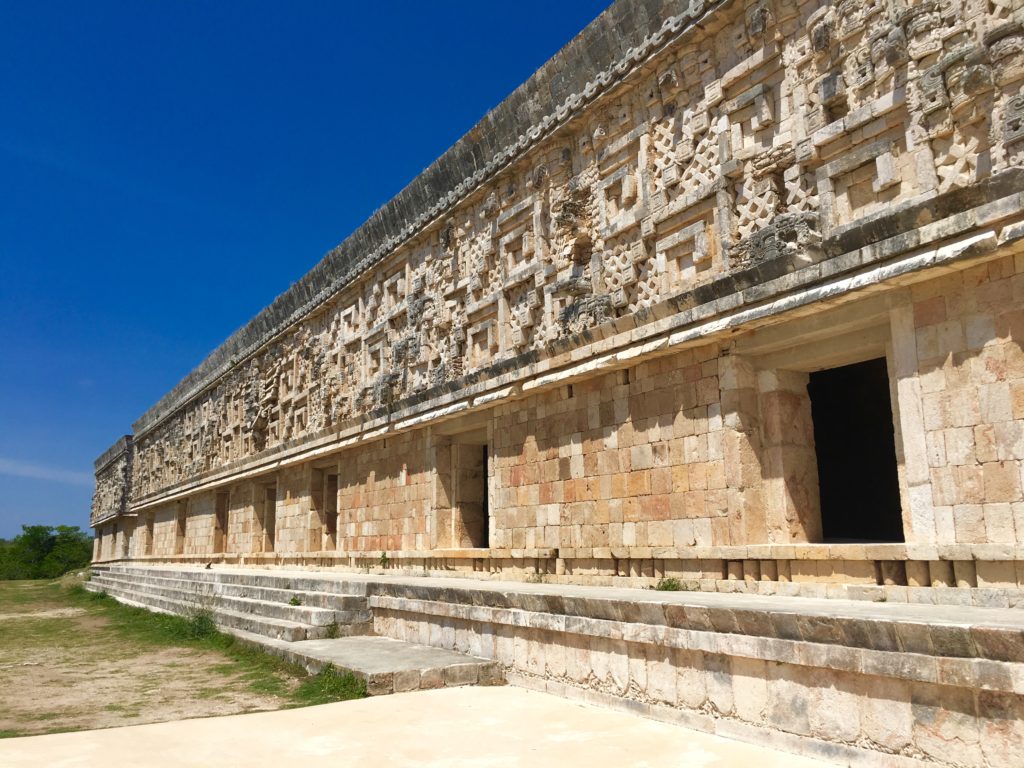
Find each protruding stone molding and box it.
[125,185,1023,510]
[369,594,1024,694]
[131,0,734,440]
[124,127,1024,500]
[94,434,132,472]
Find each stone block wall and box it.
[491,342,729,551]
[911,252,1024,544]
[152,504,180,557]
[372,590,1024,768]
[181,492,215,556]
[273,465,311,553]
[224,483,257,555]
[337,431,431,553]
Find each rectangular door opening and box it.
[325,473,339,549]
[454,442,489,548]
[214,491,229,554]
[808,357,904,543]
[174,502,187,555]
[262,484,277,553]
[145,512,155,556]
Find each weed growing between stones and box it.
[180,610,218,641]
[324,618,341,638]
[288,595,302,606]
[293,664,366,706]
[651,577,683,591]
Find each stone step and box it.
[100,564,370,596]
[228,631,503,695]
[86,580,370,641]
[88,580,309,641]
[90,573,371,626]
[211,581,367,611]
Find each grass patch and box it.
[28,712,66,722]
[292,665,366,706]
[61,582,364,707]
[0,580,69,613]
[651,577,683,591]
[0,578,367,738]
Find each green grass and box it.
[0,579,70,612]
[0,581,366,737]
[293,665,366,706]
[59,583,365,706]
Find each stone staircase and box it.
[88,565,373,641]
[87,564,502,695]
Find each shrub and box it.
[0,525,92,580]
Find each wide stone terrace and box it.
[91,563,1024,765]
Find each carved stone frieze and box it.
[97,0,1024,504]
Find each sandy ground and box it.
[0,686,836,768]
[0,608,86,622]
[0,583,288,736]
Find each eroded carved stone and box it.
[100,0,1024,503]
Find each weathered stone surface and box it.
[90,0,1024,763]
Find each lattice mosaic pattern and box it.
[113,0,1024,501]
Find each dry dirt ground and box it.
[0,577,295,737]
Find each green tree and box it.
[41,526,93,578]
[0,525,93,580]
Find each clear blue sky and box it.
[0,0,610,538]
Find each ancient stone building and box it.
[91,1,1024,764]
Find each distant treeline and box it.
[0,525,93,580]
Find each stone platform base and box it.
[91,564,1024,767]
[232,633,502,695]
[86,566,501,696]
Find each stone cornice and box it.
[124,171,1024,509]
[94,435,131,473]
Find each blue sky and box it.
[0,0,610,538]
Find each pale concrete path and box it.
[0,686,834,768]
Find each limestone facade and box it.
[94,0,1024,599]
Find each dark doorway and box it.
[145,513,155,556]
[175,502,187,555]
[808,358,904,542]
[455,442,489,548]
[214,491,229,554]
[481,447,489,543]
[325,473,339,549]
[263,484,277,553]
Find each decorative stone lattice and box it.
[91,0,1024,505]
